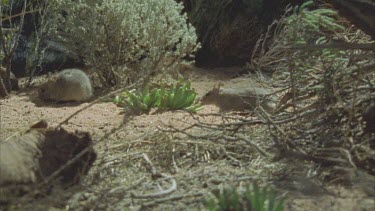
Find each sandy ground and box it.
[0,67,374,210]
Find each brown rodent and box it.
[39,68,93,102]
[201,84,275,112]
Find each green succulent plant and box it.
[158,78,202,112]
[114,79,201,113]
[204,184,284,211]
[113,84,160,112]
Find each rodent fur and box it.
[39,68,92,102]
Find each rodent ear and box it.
[211,83,222,94]
[38,85,49,100]
[38,84,49,97]
[55,75,67,86]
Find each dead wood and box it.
[0,120,96,201]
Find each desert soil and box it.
[0,66,374,211]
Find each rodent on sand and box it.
[38,68,93,102]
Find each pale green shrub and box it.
[251,1,375,175]
[49,0,199,86]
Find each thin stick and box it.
[131,154,177,199]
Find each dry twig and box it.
[130,154,177,199]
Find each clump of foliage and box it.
[114,84,161,112]
[251,1,375,177]
[3,0,89,93]
[250,1,346,73]
[204,184,284,211]
[283,1,345,43]
[158,79,201,111]
[49,0,199,86]
[114,79,201,113]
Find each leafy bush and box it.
[114,79,201,113]
[250,1,346,73]
[1,0,54,93]
[283,1,345,44]
[204,184,284,211]
[251,1,375,175]
[49,0,199,86]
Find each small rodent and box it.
[39,68,93,102]
[201,84,275,112]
